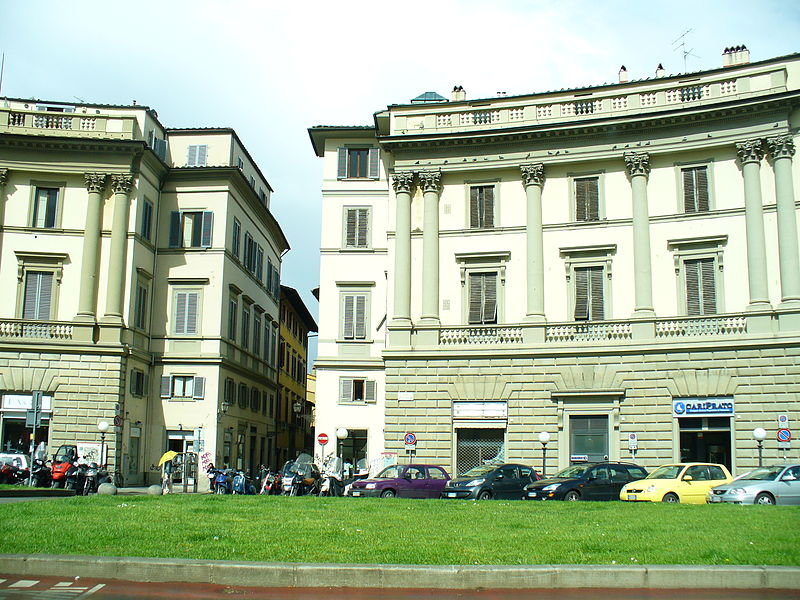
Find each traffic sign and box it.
[778,414,790,428]
[31,391,43,413]
[628,433,638,450]
[113,415,123,428]
[317,433,329,445]
[777,428,792,442]
[404,432,417,446]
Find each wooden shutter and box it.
[574,268,589,320]
[160,376,171,398]
[175,292,187,334]
[154,138,167,161]
[700,258,717,315]
[187,145,197,166]
[232,220,240,258]
[683,167,710,213]
[356,208,369,247]
[168,212,181,247]
[267,258,273,291]
[337,148,348,179]
[193,377,205,399]
[340,378,353,403]
[197,145,208,166]
[682,168,696,212]
[186,292,198,334]
[483,187,495,228]
[589,267,604,320]
[343,295,355,339]
[354,295,367,339]
[256,246,264,281]
[575,178,599,221]
[483,273,497,324]
[368,147,380,179]
[365,380,377,403]
[201,212,213,248]
[345,209,357,247]
[695,167,709,212]
[468,273,483,323]
[44,189,58,228]
[23,273,39,319]
[685,260,701,316]
[469,187,480,228]
[130,372,138,395]
[37,272,53,320]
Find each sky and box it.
[1,0,799,366]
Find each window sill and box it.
[165,397,197,402]
[338,402,377,406]
[336,338,373,344]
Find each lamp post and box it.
[336,427,349,460]
[538,431,551,478]
[752,427,767,467]
[97,420,109,466]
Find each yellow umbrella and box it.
[158,451,178,466]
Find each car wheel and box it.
[380,489,396,498]
[477,490,492,500]
[662,492,680,503]
[755,492,775,505]
[564,490,581,501]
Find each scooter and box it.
[258,466,281,495]
[319,456,345,497]
[213,468,234,494]
[29,458,52,488]
[51,445,78,489]
[232,470,256,495]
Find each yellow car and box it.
[619,463,732,504]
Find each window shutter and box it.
[143,374,149,396]
[468,274,483,324]
[356,208,369,247]
[36,272,53,320]
[343,295,355,339]
[354,295,367,339]
[589,267,604,320]
[682,168,696,212]
[23,273,39,320]
[193,376,205,399]
[340,378,353,403]
[483,187,495,228]
[129,373,137,395]
[232,220,240,258]
[175,292,187,334]
[365,380,377,403]
[169,212,181,248]
[154,138,167,161]
[575,180,587,221]
[345,208,357,247]
[201,212,213,247]
[685,260,701,316]
[45,190,58,228]
[696,167,709,212]
[483,273,497,324]
[337,148,348,179]
[160,376,171,398]
[469,187,480,228]
[256,246,264,281]
[197,145,208,166]
[700,258,717,315]
[186,292,198,334]
[574,268,589,320]
[368,147,380,179]
[587,179,599,221]
[187,145,197,167]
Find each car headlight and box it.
[727,488,747,495]
[542,484,560,492]
[646,485,657,493]
[465,478,485,487]
[365,483,376,490]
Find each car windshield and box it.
[552,465,591,478]
[461,465,496,477]
[646,465,683,479]
[376,466,402,479]
[739,466,784,481]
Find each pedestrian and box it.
[161,458,174,494]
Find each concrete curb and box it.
[1,555,799,590]
[0,489,75,498]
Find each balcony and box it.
[0,108,137,140]
[0,320,74,341]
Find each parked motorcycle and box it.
[232,470,256,494]
[319,456,345,497]
[258,466,281,495]
[29,458,52,488]
[288,454,321,496]
[213,468,235,494]
[0,457,28,485]
[51,445,78,489]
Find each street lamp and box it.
[336,428,349,459]
[752,427,767,467]
[97,420,109,466]
[538,431,551,478]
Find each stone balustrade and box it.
[655,315,747,338]
[0,320,74,340]
[545,321,633,342]
[439,326,524,345]
[0,108,135,139]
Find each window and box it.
[250,388,261,412]
[129,369,148,397]
[134,283,148,329]
[574,266,604,321]
[469,185,495,229]
[574,176,600,222]
[168,211,213,248]
[337,147,379,179]
[238,383,248,409]
[468,272,497,324]
[160,375,205,400]
[682,166,710,213]
[224,378,235,408]
[253,313,261,357]
[241,304,250,349]
[685,258,717,316]
[32,187,59,228]
[141,199,153,241]
[428,467,448,480]
[228,296,238,341]
[232,218,241,258]
[341,293,368,340]
[270,322,279,368]
[22,272,53,320]
[344,207,370,248]
[237,157,244,170]
[173,290,200,335]
[187,145,208,167]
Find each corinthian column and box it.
[103,174,135,322]
[624,152,654,317]
[419,170,442,324]
[736,139,771,310]
[767,135,800,307]
[76,173,107,321]
[521,163,546,322]
[391,172,414,324]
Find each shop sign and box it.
[672,398,734,418]
[452,401,507,419]
[2,394,53,412]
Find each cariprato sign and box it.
[672,398,734,418]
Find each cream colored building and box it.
[0,98,287,486]
[310,48,800,477]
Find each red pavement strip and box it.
[0,577,799,600]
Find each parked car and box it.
[442,463,539,500]
[349,464,450,498]
[620,462,732,504]
[708,464,800,505]
[524,461,648,501]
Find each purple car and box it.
[349,464,451,498]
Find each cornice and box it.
[0,133,144,155]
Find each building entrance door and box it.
[569,415,608,463]
[679,417,731,470]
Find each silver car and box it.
[708,464,800,505]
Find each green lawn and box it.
[0,495,798,566]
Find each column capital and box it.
[520,163,545,187]
[0,168,8,187]
[110,173,135,195]
[736,139,765,164]
[84,172,108,193]
[623,151,650,177]
[418,169,442,194]
[391,171,415,194]
[766,135,795,160]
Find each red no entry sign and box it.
[317,433,329,445]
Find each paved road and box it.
[0,576,798,600]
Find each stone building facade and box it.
[310,49,800,476]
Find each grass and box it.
[0,495,798,566]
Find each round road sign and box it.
[777,428,792,442]
[317,433,329,445]
[404,432,417,445]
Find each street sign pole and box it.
[28,391,42,486]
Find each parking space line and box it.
[8,581,38,588]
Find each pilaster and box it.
[624,152,655,317]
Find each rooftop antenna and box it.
[672,29,700,72]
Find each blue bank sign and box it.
[673,398,735,418]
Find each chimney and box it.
[451,85,466,102]
[723,45,750,67]
[655,63,665,78]
[618,65,628,83]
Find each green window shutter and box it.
[201,211,213,248]
[354,295,367,339]
[340,378,353,403]
[700,258,717,315]
[589,267,604,320]
[343,295,355,339]
[345,209,357,247]
[168,212,181,248]
[337,148,348,179]
[574,268,589,320]
[483,187,495,228]
[356,208,369,247]
[193,377,205,399]
[365,380,376,403]
[483,273,497,324]
[685,260,701,316]
[160,376,171,398]
[469,187,480,228]
[368,147,380,179]
[232,219,240,258]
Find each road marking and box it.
[8,581,38,588]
